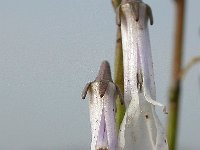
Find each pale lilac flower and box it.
[82,61,123,150]
[117,1,168,149]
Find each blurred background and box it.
[0,0,199,149]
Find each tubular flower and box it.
[82,61,123,150]
[117,1,169,149]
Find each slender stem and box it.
[114,27,125,131]
[167,0,185,150]
[111,0,125,131]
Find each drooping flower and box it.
[117,1,168,149]
[82,61,123,150]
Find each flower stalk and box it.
[167,0,186,150]
[112,0,126,132]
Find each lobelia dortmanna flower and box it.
[82,61,123,150]
[116,0,169,150]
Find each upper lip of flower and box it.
[95,60,112,98]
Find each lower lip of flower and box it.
[96,108,108,149]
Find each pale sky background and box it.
[0,0,200,150]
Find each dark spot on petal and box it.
[113,109,114,112]
[165,139,167,143]
[145,115,149,119]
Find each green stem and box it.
[167,0,185,150]
[111,0,125,131]
[114,27,125,131]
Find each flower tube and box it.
[117,1,168,149]
[82,61,123,150]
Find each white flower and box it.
[117,1,168,150]
[82,61,123,150]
